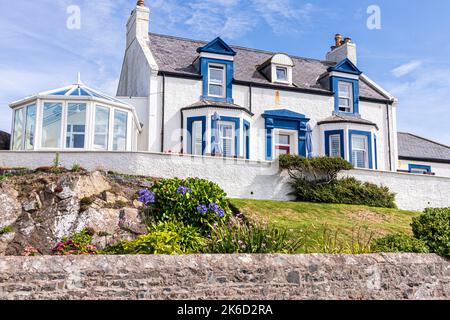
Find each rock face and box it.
[0,131,10,150]
[0,171,147,256]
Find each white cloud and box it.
[391,60,422,78]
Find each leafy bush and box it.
[51,229,98,255]
[372,234,429,253]
[140,178,231,232]
[149,220,206,253]
[206,221,304,254]
[103,231,183,255]
[292,177,396,208]
[412,207,450,257]
[280,155,353,182]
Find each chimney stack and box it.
[326,33,357,65]
[126,0,150,48]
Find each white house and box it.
[8,0,450,177]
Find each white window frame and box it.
[329,134,341,158]
[12,107,25,151]
[191,120,203,156]
[351,134,369,169]
[93,105,111,151]
[275,132,292,156]
[275,66,288,82]
[112,109,129,152]
[220,121,236,158]
[208,63,226,98]
[40,100,64,150]
[24,104,37,151]
[65,102,88,150]
[338,81,353,113]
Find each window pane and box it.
[113,110,128,151]
[192,121,203,155]
[66,103,86,149]
[276,134,290,145]
[339,82,351,97]
[24,105,36,150]
[13,108,24,150]
[330,135,341,158]
[94,106,110,150]
[276,67,287,81]
[353,136,366,150]
[220,123,234,157]
[276,148,289,156]
[210,67,224,82]
[209,84,223,97]
[339,98,350,107]
[352,135,368,168]
[42,103,62,148]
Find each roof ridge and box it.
[149,32,334,65]
[398,132,450,149]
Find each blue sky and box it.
[0,0,449,144]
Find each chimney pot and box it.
[335,34,343,47]
[137,0,145,6]
[344,37,352,44]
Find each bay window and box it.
[66,103,86,149]
[351,134,369,168]
[42,102,63,148]
[113,110,128,151]
[192,121,203,156]
[94,106,110,150]
[329,134,341,158]
[220,121,235,158]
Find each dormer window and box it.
[208,64,226,98]
[276,66,288,82]
[338,81,353,113]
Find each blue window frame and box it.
[211,116,240,158]
[243,120,250,160]
[187,116,206,155]
[349,130,373,169]
[200,58,234,103]
[408,164,432,174]
[325,130,345,159]
[331,77,359,116]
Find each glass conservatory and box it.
[9,80,141,152]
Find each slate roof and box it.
[149,33,391,101]
[317,114,378,129]
[398,132,450,163]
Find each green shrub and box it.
[143,178,231,232]
[0,226,13,236]
[412,207,450,257]
[206,222,304,254]
[103,231,183,255]
[372,234,429,253]
[292,177,396,208]
[150,220,206,253]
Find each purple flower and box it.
[176,186,192,195]
[218,209,225,218]
[138,189,155,206]
[208,203,225,218]
[197,204,208,214]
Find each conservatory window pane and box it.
[66,103,86,149]
[25,105,36,150]
[113,110,128,151]
[94,106,110,150]
[13,108,24,150]
[42,103,62,148]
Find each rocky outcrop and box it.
[0,171,147,256]
[0,131,10,150]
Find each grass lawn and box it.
[230,199,420,253]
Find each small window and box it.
[25,105,36,150]
[113,110,128,151]
[192,121,203,156]
[276,67,288,82]
[208,65,225,98]
[409,165,432,175]
[42,102,63,148]
[94,106,110,150]
[66,103,86,149]
[12,108,24,150]
[351,135,368,168]
[220,121,235,158]
[275,133,291,156]
[338,81,353,113]
[329,134,341,158]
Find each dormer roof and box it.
[327,58,362,75]
[196,37,237,56]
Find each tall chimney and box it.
[326,34,357,65]
[126,0,150,48]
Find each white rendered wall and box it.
[398,159,450,178]
[1,151,450,211]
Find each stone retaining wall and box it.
[0,254,448,300]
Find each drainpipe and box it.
[386,103,392,171]
[249,83,253,113]
[180,111,184,154]
[160,73,166,153]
